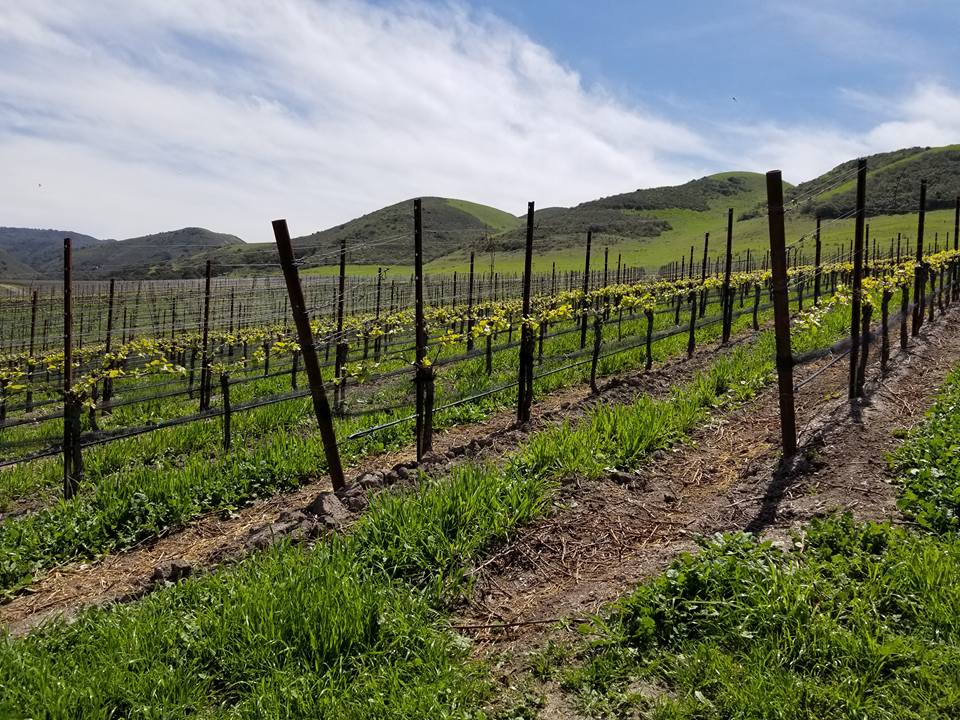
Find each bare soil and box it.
[456,305,960,675]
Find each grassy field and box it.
[0,283,872,717]
[319,206,958,279]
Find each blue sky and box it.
[477,1,958,128]
[1,1,958,242]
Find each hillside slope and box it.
[71,228,244,279]
[790,145,960,218]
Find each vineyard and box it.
[3,160,960,718]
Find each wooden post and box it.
[272,219,345,491]
[63,238,81,499]
[813,217,822,306]
[722,207,734,343]
[101,279,116,412]
[413,199,432,460]
[752,282,761,331]
[848,159,867,400]
[686,288,697,359]
[580,230,592,349]
[765,171,797,458]
[912,180,926,336]
[517,202,535,424]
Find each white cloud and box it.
[727,82,960,183]
[0,2,957,244]
[0,0,711,242]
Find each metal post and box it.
[335,236,347,411]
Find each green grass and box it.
[510,353,960,719]
[0,461,549,718]
[891,364,960,533]
[563,516,960,719]
[0,279,870,716]
[446,198,520,231]
[425,206,957,277]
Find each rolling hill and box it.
[4,144,959,281]
[0,227,243,280]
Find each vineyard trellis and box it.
[0,185,958,505]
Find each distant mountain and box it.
[0,227,107,277]
[0,227,243,279]
[72,228,244,279]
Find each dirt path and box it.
[1,326,754,636]
[457,305,960,668]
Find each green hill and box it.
[0,227,244,280]
[4,145,959,282]
[790,145,960,218]
[71,228,244,279]
[426,172,774,275]
[0,227,107,277]
[278,197,520,267]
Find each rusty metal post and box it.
[765,171,797,458]
[272,219,345,490]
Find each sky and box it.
[1,0,959,242]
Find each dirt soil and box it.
[455,304,960,678]
[0,325,756,636]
